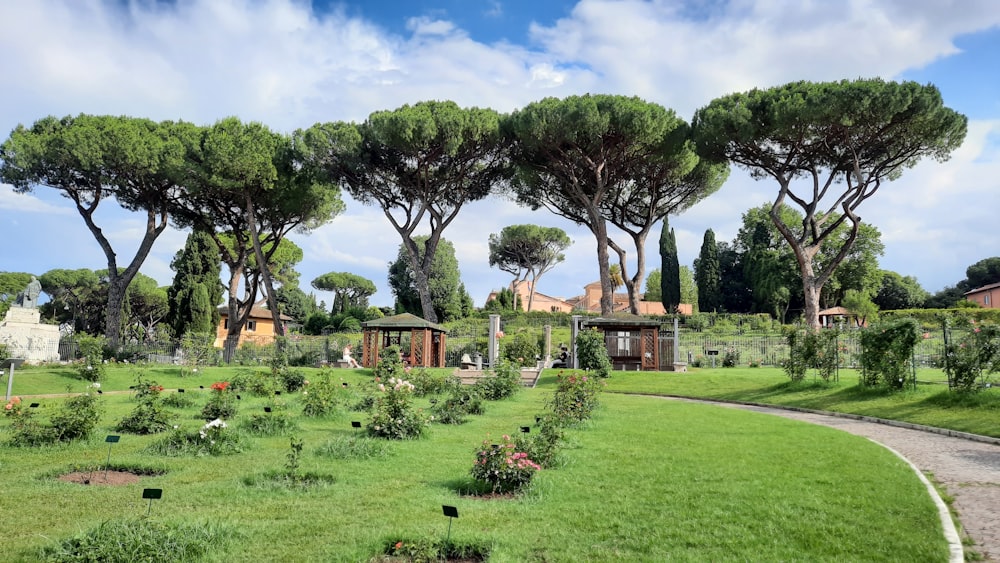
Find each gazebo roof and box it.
[581,313,662,328]
[361,312,447,332]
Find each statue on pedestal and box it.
[13,276,41,309]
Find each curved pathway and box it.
[660,396,1000,562]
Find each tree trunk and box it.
[245,195,284,337]
[401,236,438,323]
[592,219,614,315]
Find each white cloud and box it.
[1,0,997,303]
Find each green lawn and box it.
[603,366,1000,438]
[0,365,951,561]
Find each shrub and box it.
[473,358,521,401]
[407,368,449,396]
[547,371,604,425]
[201,381,237,420]
[229,369,277,397]
[722,347,740,368]
[146,419,244,456]
[116,376,173,435]
[74,333,107,382]
[514,415,564,468]
[179,332,217,370]
[782,328,840,382]
[432,379,484,425]
[367,377,431,439]
[38,518,235,562]
[50,388,103,442]
[858,319,921,389]
[373,345,406,380]
[943,322,1000,392]
[300,374,340,417]
[575,328,611,377]
[502,331,540,367]
[240,411,297,436]
[278,367,307,392]
[161,391,194,408]
[470,434,541,493]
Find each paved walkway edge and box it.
[872,440,964,563]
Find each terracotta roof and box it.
[362,312,447,332]
[818,307,852,316]
[965,281,1000,295]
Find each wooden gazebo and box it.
[581,313,661,371]
[361,313,448,368]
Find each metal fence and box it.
[23,320,958,371]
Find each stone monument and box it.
[0,276,60,363]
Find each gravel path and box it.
[662,397,1000,561]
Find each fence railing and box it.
[29,323,956,371]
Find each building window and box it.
[223,318,229,330]
[986,294,992,306]
[247,320,257,332]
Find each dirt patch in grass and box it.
[58,470,142,486]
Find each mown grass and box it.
[0,365,950,561]
[604,366,1000,437]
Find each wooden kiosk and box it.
[361,313,448,368]
[581,313,661,371]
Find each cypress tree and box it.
[167,229,222,337]
[694,229,721,312]
[659,219,681,312]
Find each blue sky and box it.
[1,0,999,310]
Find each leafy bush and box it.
[146,419,244,456]
[161,391,194,408]
[782,328,840,382]
[240,410,297,436]
[116,377,173,435]
[38,518,235,562]
[575,328,611,377]
[179,332,217,370]
[514,415,564,468]
[432,379,484,425]
[368,377,431,439]
[74,333,107,382]
[49,388,103,442]
[470,434,541,493]
[547,371,604,425]
[722,347,740,368]
[407,368,449,396]
[300,374,341,417]
[278,367,307,392]
[4,396,57,446]
[943,322,1000,392]
[858,319,920,389]
[385,537,490,563]
[372,345,406,380]
[229,369,277,397]
[201,381,237,420]
[473,359,521,401]
[502,331,540,367]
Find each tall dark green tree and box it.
[387,236,469,322]
[694,79,966,328]
[659,219,681,312]
[167,229,222,337]
[694,229,721,312]
[873,271,928,311]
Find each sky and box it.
[1,0,999,310]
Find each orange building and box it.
[485,280,692,315]
[965,282,1000,308]
[214,304,294,348]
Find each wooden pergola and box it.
[361,313,448,368]
[581,313,661,371]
